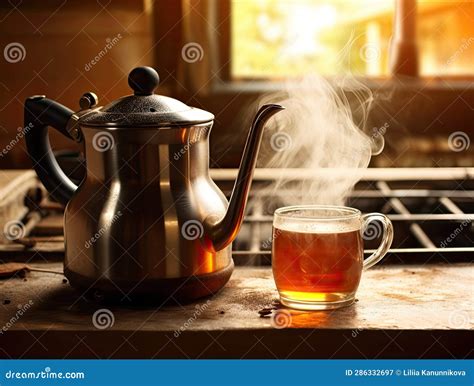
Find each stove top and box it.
[212,168,474,265]
[0,168,472,265]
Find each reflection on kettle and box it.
[24,66,284,301]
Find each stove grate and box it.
[212,168,474,265]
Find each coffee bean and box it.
[258,309,272,316]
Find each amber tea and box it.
[272,206,393,310]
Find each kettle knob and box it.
[128,66,160,96]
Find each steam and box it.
[257,74,380,206]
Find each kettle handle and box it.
[24,96,78,205]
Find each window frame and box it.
[211,0,474,89]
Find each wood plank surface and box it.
[0,263,472,359]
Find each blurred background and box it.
[0,0,472,171]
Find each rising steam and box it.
[257,75,381,206]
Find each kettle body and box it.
[64,123,233,300]
[24,67,283,301]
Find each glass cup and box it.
[272,205,393,310]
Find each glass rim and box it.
[274,205,361,221]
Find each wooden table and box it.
[0,262,472,359]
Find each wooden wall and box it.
[0,0,472,171]
[0,0,153,168]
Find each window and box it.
[231,0,474,79]
[417,0,474,76]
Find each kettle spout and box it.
[207,104,285,251]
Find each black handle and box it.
[24,96,78,205]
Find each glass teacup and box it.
[272,205,393,310]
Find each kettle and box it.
[24,67,283,301]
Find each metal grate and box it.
[212,168,474,265]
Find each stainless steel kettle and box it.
[24,66,283,301]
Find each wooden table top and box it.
[0,262,472,359]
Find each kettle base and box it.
[65,261,234,304]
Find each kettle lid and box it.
[80,66,214,127]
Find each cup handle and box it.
[361,213,394,270]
